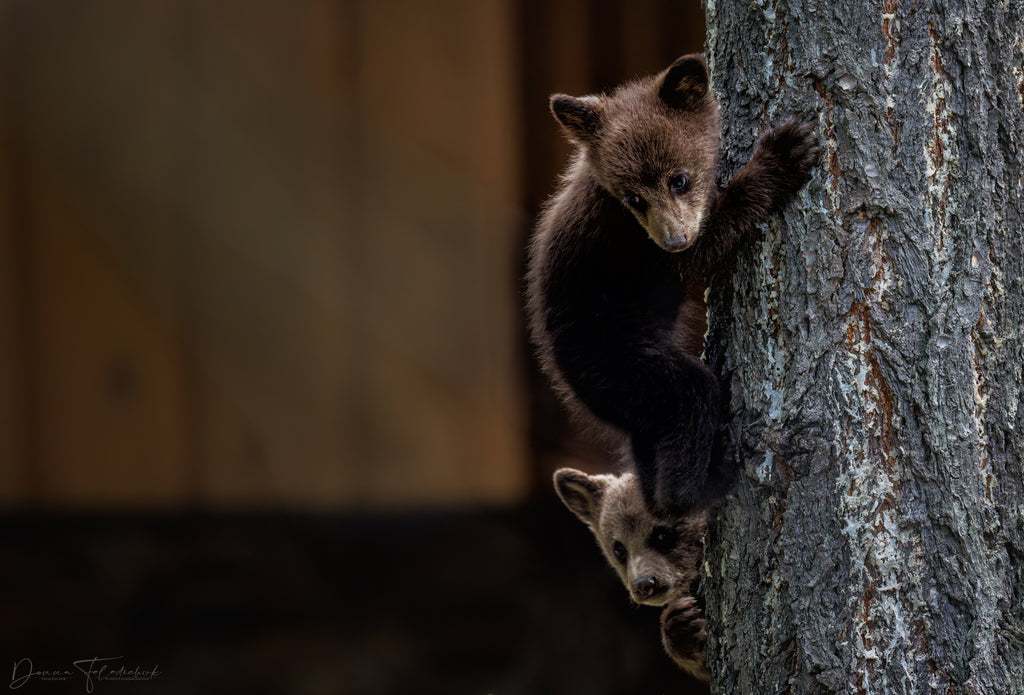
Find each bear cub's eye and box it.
[649,526,678,554]
[612,541,628,563]
[668,173,692,195]
[623,193,646,212]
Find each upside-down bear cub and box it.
[554,467,711,680]
[526,54,820,516]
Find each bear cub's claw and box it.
[756,116,823,195]
[661,595,711,682]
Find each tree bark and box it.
[703,1,1024,692]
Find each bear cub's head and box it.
[549,54,720,253]
[554,467,705,606]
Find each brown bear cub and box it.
[554,467,710,681]
[526,55,820,516]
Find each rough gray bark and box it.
[702,1,1024,692]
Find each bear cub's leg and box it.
[629,356,724,518]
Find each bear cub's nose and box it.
[663,235,688,252]
[631,575,662,601]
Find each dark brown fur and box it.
[527,55,820,516]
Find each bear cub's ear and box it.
[659,54,709,111]
[550,94,603,143]
[553,468,607,527]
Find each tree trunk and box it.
[702,1,1024,692]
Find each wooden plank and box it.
[179,0,357,507]
[352,0,528,506]
[183,0,528,508]
[28,182,191,506]
[0,7,28,503]
[18,1,192,507]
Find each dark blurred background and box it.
[0,1,706,692]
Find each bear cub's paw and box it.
[661,595,711,682]
[755,117,822,200]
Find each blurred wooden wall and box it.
[0,0,704,510]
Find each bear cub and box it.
[554,467,710,681]
[526,55,820,516]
